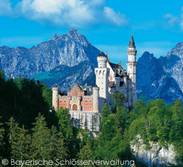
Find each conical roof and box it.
[98,52,107,57]
[129,36,136,48]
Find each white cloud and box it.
[18,0,96,26]
[104,7,127,26]
[0,0,12,16]
[164,13,178,26]
[164,7,183,30]
[180,7,183,30]
[0,0,126,27]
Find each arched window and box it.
[72,104,78,111]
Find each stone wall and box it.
[70,111,100,132]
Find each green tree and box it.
[56,108,79,159]
[78,143,94,160]
[0,117,5,159]
[8,117,31,160]
[49,126,68,161]
[101,114,116,141]
[57,108,73,139]
[169,100,183,142]
[102,104,110,118]
[0,70,5,80]
[115,106,128,134]
[31,114,52,160]
[111,92,125,111]
[41,84,52,108]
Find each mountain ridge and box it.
[1,30,183,102]
[137,43,183,102]
[0,29,100,78]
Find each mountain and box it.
[1,29,183,102]
[34,61,95,91]
[0,29,100,78]
[137,43,183,103]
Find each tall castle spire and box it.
[129,35,136,48]
[127,35,137,106]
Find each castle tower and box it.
[95,53,109,101]
[127,36,137,105]
[93,87,99,112]
[52,86,59,111]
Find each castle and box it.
[52,36,137,132]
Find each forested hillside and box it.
[0,74,183,166]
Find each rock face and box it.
[137,45,183,103]
[34,61,96,91]
[131,136,177,167]
[0,29,99,79]
[166,43,183,93]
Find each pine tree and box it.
[78,143,94,166]
[31,114,52,159]
[49,126,68,161]
[115,106,128,134]
[57,108,73,140]
[56,108,80,159]
[111,92,125,111]
[0,117,5,159]
[102,104,110,118]
[8,117,31,160]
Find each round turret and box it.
[97,52,108,68]
[93,87,99,112]
[52,85,59,111]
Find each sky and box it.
[0,0,183,64]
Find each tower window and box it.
[120,81,124,87]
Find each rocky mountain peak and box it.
[0,29,100,79]
[137,42,183,103]
[167,42,183,58]
[68,29,79,37]
[53,33,62,40]
[68,29,89,46]
[51,30,89,47]
[138,51,157,63]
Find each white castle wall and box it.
[52,86,59,111]
[92,87,99,113]
[95,56,109,101]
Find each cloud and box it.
[0,0,12,16]
[17,0,96,26]
[0,0,126,27]
[164,7,183,30]
[164,13,178,26]
[104,7,127,26]
[180,7,183,30]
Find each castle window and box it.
[72,104,78,111]
[120,81,124,87]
